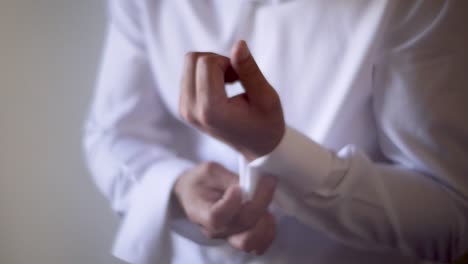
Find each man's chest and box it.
[139,0,385,151]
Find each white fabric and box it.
[83,0,468,263]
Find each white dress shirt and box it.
[83,0,468,263]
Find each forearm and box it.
[244,126,468,262]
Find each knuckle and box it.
[184,52,198,64]
[197,55,212,68]
[201,162,220,175]
[179,107,196,124]
[198,55,217,66]
[198,55,229,70]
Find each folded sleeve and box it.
[245,1,468,262]
[82,0,196,262]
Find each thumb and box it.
[230,40,272,103]
[206,185,243,231]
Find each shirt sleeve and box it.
[82,1,196,262]
[245,1,468,262]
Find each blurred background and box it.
[0,0,124,263]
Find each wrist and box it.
[243,123,286,161]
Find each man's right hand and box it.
[173,162,277,255]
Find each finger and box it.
[254,212,276,255]
[180,53,198,105]
[209,185,243,227]
[237,175,277,228]
[241,213,275,256]
[180,52,217,122]
[200,162,239,191]
[198,189,243,239]
[230,40,272,104]
[228,212,276,255]
[200,185,243,234]
[211,166,239,191]
[196,54,230,107]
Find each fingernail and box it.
[238,40,250,61]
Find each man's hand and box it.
[179,41,286,160]
[173,162,277,254]
[228,211,276,255]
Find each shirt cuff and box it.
[112,158,195,264]
[247,126,336,197]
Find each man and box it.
[83,0,468,263]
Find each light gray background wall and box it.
[0,1,124,263]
